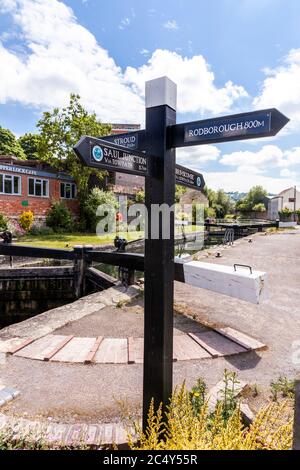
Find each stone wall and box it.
[0,267,76,327]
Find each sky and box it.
[0,0,300,193]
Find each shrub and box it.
[46,202,73,232]
[204,206,216,219]
[135,189,145,203]
[7,220,25,238]
[128,383,293,450]
[252,203,266,212]
[19,211,34,231]
[83,188,118,232]
[278,207,293,222]
[29,223,54,236]
[270,376,295,402]
[0,213,8,231]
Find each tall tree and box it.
[0,126,26,159]
[203,187,233,218]
[18,133,40,160]
[236,185,268,212]
[37,94,111,207]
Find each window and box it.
[0,173,21,195]
[60,182,76,199]
[28,178,49,197]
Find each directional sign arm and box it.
[168,108,289,148]
[74,135,153,177]
[175,164,205,190]
[100,130,146,151]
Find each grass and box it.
[16,231,144,249]
[15,225,203,249]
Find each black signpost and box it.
[74,136,151,177]
[74,77,289,432]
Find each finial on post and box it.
[145,76,177,110]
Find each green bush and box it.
[83,188,118,232]
[46,202,73,232]
[278,207,293,222]
[128,373,293,450]
[134,189,145,203]
[0,213,8,231]
[204,206,216,219]
[29,224,55,236]
[252,203,266,212]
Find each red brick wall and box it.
[0,171,79,218]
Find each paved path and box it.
[0,229,299,433]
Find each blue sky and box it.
[1,0,300,192]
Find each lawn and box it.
[16,231,144,249]
[16,225,203,249]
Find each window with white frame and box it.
[60,182,76,199]
[28,178,49,197]
[0,173,21,195]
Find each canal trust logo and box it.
[92,145,104,162]
[196,176,201,187]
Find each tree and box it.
[175,184,186,203]
[0,126,26,159]
[236,186,268,213]
[18,133,40,160]
[37,94,111,208]
[83,187,118,232]
[203,187,233,218]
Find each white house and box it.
[268,187,300,220]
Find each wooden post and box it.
[293,380,300,450]
[82,245,93,296]
[143,77,177,429]
[73,245,83,298]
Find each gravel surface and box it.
[54,299,208,337]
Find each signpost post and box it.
[143,77,177,426]
[74,76,289,433]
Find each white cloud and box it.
[220,145,300,172]
[0,1,248,124]
[177,145,220,169]
[205,168,300,193]
[0,0,144,123]
[140,48,149,56]
[125,50,248,116]
[280,168,296,178]
[163,19,178,30]
[119,17,130,30]
[254,48,300,131]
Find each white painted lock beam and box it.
[176,260,268,304]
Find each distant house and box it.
[268,187,300,220]
[179,189,209,207]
